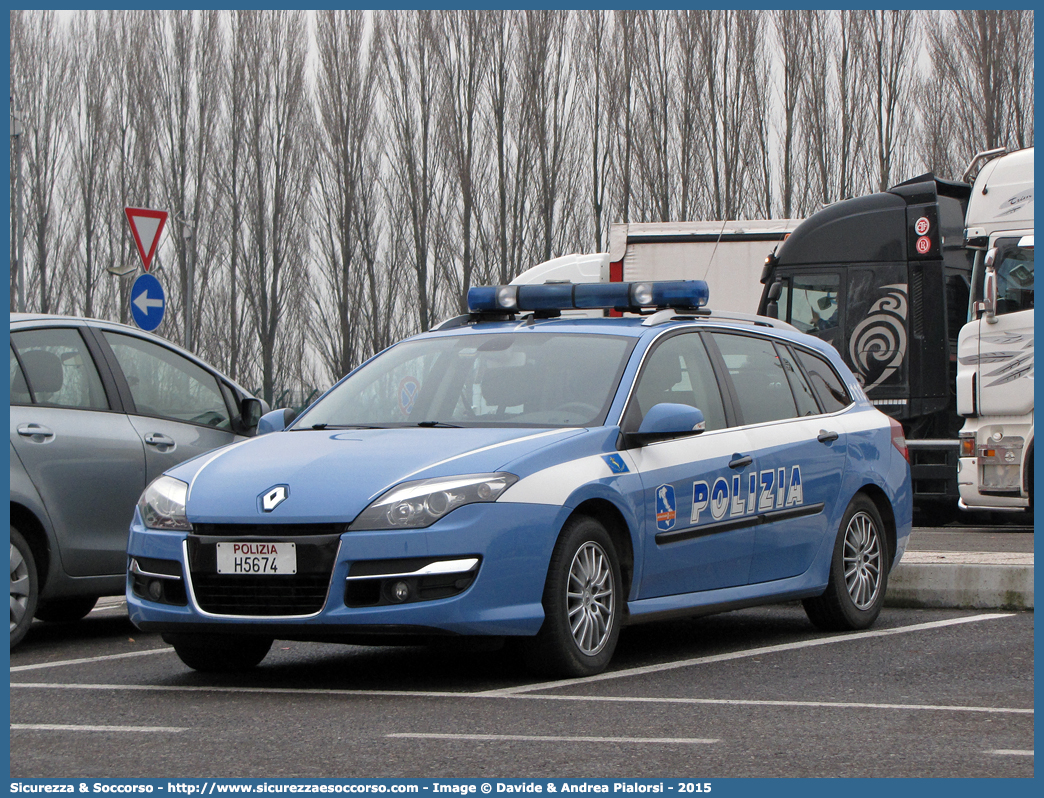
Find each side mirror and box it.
[240,398,263,431]
[621,403,705,448]
[257,407,299,435]
[765,281,782,319]
[982,247,999,324]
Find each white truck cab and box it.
[955,147,1034,512]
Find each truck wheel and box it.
[803,495,889,632]
[35,596,98,624]
[10,526,39,648]
[523,515,621,678]
[164,633,273,672]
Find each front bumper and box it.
[127,501,565,638]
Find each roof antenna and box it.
[702,218,731,282]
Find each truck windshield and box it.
[297,332,636,429]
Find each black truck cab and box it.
[759,175,973,513]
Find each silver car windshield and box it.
[297,332,636,429]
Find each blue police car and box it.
[127,280,912,677]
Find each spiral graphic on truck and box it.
[848,284,908,392]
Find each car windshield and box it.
[297,332,636,429]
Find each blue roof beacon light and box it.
[466,280,710,316]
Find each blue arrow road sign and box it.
[130,272,166,332]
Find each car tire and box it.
[10,526,39,648]
[803,494,889,632]
[523,515,622,678]
[164,633,273,672]
[35,596,98,624]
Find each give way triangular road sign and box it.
[125,207,168,272]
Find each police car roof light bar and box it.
[466,280,710,315]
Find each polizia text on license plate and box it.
[216,541,297,575]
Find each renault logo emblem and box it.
[260,485,289,513]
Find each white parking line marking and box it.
[986,749,1034,757]
[388,733,718,745]
[10,648,173,673]
[482,613,1016,695]
[11,723,186,733]
[10,683,1032,715]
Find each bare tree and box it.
[106,11,158,324]
[153,10,224,354]
[695,10,761,219]
[436,10,491,312]
[864,10,916,191]
[773,11,810,217]
[68,10,117,319]
[379,10,446,332]
[484,11,533,283]
[575,11,616,250]
[672,11,709,221]
[611,10,638,225]
[519,10,579,262]
[929,10,1035,169]
[312,10,381,380]
[631,11,674,221]
[235,10,314,403]
[10,10,72,314]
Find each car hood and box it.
[170,426,586,524]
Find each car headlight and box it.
[352,473,518,530]
[137,476,191,531]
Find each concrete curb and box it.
[886,551,1034,610]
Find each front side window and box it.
[628,332,727,431]
[298,332,636,429]
[785,273,841,335]
[712,333,798,426]
[10,328,109,410]
[103,332,231,429]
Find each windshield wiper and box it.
[415,420,462,428]
[301,423,386,431]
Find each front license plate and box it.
[216,542,297,575]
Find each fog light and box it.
[147,580,164,601]
[392,581,410,602]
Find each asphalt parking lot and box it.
[9,598,1033,779]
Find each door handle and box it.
[16,423,54,443]
[728,454,753,469]
[817,430,839,444]
[144,433,176,449]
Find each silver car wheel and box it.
[843,510,882,610]
[11,541,32,635]
[566,541,615,656]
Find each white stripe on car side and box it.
[500,409,887,507]
[501,451,630,506]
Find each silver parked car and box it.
[9,313,266,646]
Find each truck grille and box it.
[187,532,341,617]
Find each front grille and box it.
[193,523,346,537]
[187,533,340,617]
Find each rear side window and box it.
[794,349,853,413]
[10,328,109,410]
[103,332,232,429]
[774,344,819,417]
[712,333,797,425]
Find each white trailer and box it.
[512,220,801,314]
[955,147,1034,512]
